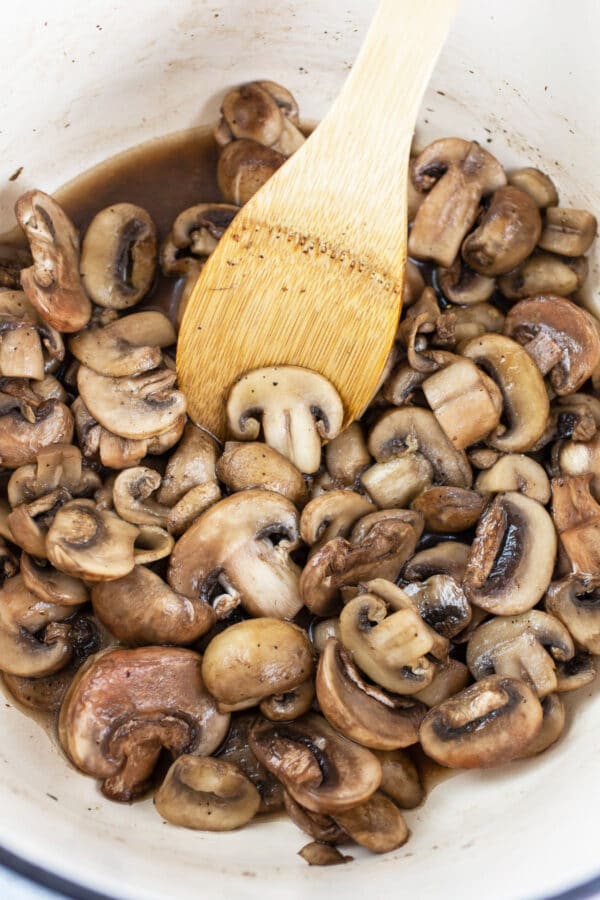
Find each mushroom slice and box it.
[217,441,307,505]
[316,638,426,750]
[403,542,471,582]
[0,575,74,676]
[227,366,344,474]
[461,334,549,452]
[436,304,505,348]
[219,82,285,146]
[409,139,506,267]
[551,475,600,576]
[300,510,423,616]
[368,407,472,488]
[77,365,186,441]
[46,499,139,581]
[298,843,352,867]
[283,792,346,844]
[381,361,428,407]
[461,186,542,276]
[403,576,472,639]
[112,467,170,527]
[8,442,100,507]
[91,565,215,646]
[376,749,423,809]
[558,431,600,498]
[8,488,71,557]
[498,252,585,300]
[80,204,157,309]
[411,487,485,533]
[545,576,600,654]
[20,553,89,606]
[160,203,239,277]
[466,611,574,698]
[436,259,495,306]
[69,311,175,377]
[556,653,597,692]
[475,454,551,504]
[168,490,301,619]
[332,793,409,854]
[538,208,597,256]
[422,358,502,450]
[311,617,341,653]
[0,398,74,468]
[201,618,314,712]
[217,139,286,205]
[217,713,284,813]
[15,190,92,332]
[325,423,371,486]
[58,646,230,801]
[133,525,174,565]
[503,295,600,396]
[158,423,219,506]
[419,675,543,768]
[360,453,434,508]
[260,680,315,721]
[413,659,470,707]
[0,290,63,380]
[249,713,382,814]
[463,492,557,615]
[300,490,374,551]
[339,583,448,695]
[518,693,565,758]
[166,482,222,537]
[155,756,260,831]
[507,167,558,208]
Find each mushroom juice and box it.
[0,78,598,865]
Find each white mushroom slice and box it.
[112,467,170,527]
[69,312,175,377]
[168,489,301,619]
[360,454,434,507]
[227,366,343,474]
[80,204,157,309]
[77,365,186,440]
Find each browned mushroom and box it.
[217,139,286,206]
[411,486,486,532]
[332,793,409,854]
[0,396,73,468]
[507,167,558,208]
[298,843,353,867]
[518,693,565,758]
[69,311,175,378]
[555,653,597,692]
[7,442,100,508]
[300,490,374,552]
[160,203,239,277]
[413,658,470,707]
[324,423,371,486]
[403,542,471,582]
[360,453,433,508]
[538,208,597,256]
[58,646,230,801]
[545,575,600,654]
[260,680,315,721]
[0,290,64,379]
[375,749,423,809]
[437,259,495,306]
[551,474,600,576]
[403,575,472,639]
[475,453,550,504]
[217,441,307,505]
[283,792,347,844]
[217,713,284,813]
[461,186,542,276]
[498,252,587,300]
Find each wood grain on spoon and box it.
[178,0,459,439]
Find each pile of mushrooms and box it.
[0,80,599,866]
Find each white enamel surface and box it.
[1,1,600,898]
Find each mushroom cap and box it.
[69,311,175,378]
[507,167,559,208]
[332,792,409,854]
[220,83,284,146]
[461,185,542,276]
[91,565,216,646]
[80,203,157,309]
[158,423,218,506]
[463,491,557,615]
[217,139,286,206]
[403,575,472,639]
[155,756,261,831]
[58,646,230,801]
[168,489,301,619]
[316,638,426,750]
[475,453,551,504]
[226,366,344,474]
[461,334,549,452]
[300,490,374,550]
[201,618,314,711]
[216,441,307,505]
[545,576,600,654]
[411,486,485,533]
[503,295,600,395]
[15,190,92,332]
[437,259,495,306]
[298,844,352,867]
[325,423,371,486]
[7,442,100,507]
[419,675,543,768]
[259,679,315,721]
[249,713,382,814]
[77,365,187,441]
[0,399,74,468]
[538,207,597,257]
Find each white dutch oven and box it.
[1,2,599,898]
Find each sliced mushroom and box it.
[412,487,485,533]
[475,454,551,504]
[300,490,374,551]
[216,441,306,506]
[461,186,542,276]
[217,139,286,205]
[325,423,371,486]
[409,139,506,267]
[463,492,557,615]
[332,792,408,854]
[166,482,222,537]
[0,575,74,676]
[0,398,73,468]
[381,361,428,407]
[503,295,600,396]
[436,258,495,306]
[311,617,341,654]
[46,499,140,581]
[558,430,600,497]
[360,453,434,508]
[316,638,426,749]
[217,713,284,813]
[160,203,238,277]
[218,82,287,147]
[158,423,218,506]
[15,190,92,332]
[91,565,215,646]
[77,365,186,441]
[419,675,543,768]
[300,510,423,616]
[283,792,347,844]
[413,658,470,707]
[498,252,586,300]
[422,358,503,450]
[227,366,343,474]
[556,652,597,692]
[58,646,230,801]
[155,756,260,831]
[168,489,301,619]
[7,442,100,507]
[368,407,472,488]
[249,713,381,814]
[260,680,315,721]
[545,576,600,654]
[461,334,549,452]
[133,524,174,565]
[339,582,448,695]
[8,488,71,557]
[80,204,157,309]
[538,208,597,256]
[112,467,169,527]
[403,542,471,582]
[518,693,565,758]
[507,167,558,208]
[202,618,314,712]
[298,843,352,867]
[551,474,600,576]
[375,749,423,809]
[0,290,64,379]
[20,553,88,606]
[69,311,175,377]
[403,575,472,639]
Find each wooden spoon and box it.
[177,0,459,438]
